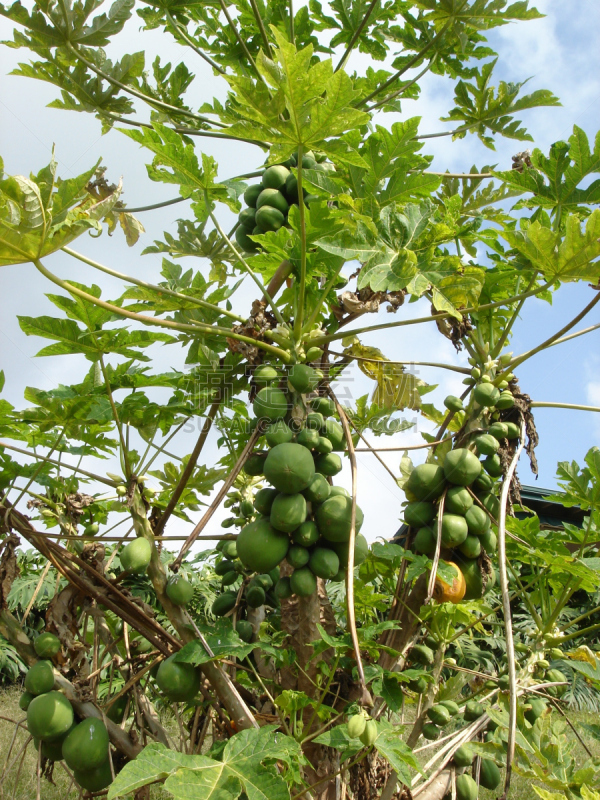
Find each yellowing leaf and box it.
[343,343,426,411]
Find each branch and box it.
[327,349,471,374]
[335,0,380,72]
[66,41,225,127]
[497,420,526,796]
[171,425,264,570]
[165,9,225,74]
[509,290,600,371]
[154,389,224,536]
[530,401,600,413]
[0,440,116,487]
[247,0,273,57]
[117,196,185,213]
[426,487,447,602]
[328,390,367,691]
[366,57,434,112]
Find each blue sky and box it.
[0,0,599,545]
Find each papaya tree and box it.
[0,0,600,798]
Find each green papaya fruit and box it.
[444,449,482,486]
[212,592,237,616]
[264,443,316,494]
[62,718,109,771]
[262,165,290,190]
[479,759,501,790]
[237,518,289,572]
[246,584,266,608]
[303,473,330,504]
[411,644,435,665]
[166,575,194,606]
[473,383,500,408]
[287,544,310,569]
[27,692,74,742]
[421,723,440,740]
[274,577,293,599]
[254,487,278,515]
[441,514,469,548]
[244,184,262,208]
[235,620,254,643]
[297,428,320,449]
[315,453,343,476]
[288,364,318,393]
[293,521,320,547]
[404,501,436,527]
[444,395,464,413]
[463,700,484,721]
[347,714,366,739]
[405,463,446,501]
[315,495,364,542]
[270,492,307,533]
[445,486,473,515]
[453,744,474,767]
[427,704,451,726]
[464,504,490,536]
[25,660,55,696]
[253,387,288,421]
[290,568,317,597]
[309,547,340,579]
[120,537,152,575]
[359,719,378,747]
[456,773,478,800]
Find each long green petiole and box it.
[294,146,308,340]
[302,265,344,333]
[33,258,289,361]
[62,246,245,323]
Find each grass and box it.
[1,686,599,799]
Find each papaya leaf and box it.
[375,719,423,784]
[174,619,255,665]
[501,210,600,283]
[342,342,426,411]
[108,727,302,800]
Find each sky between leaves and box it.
[0,0,599,544]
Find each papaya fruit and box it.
[106,693,128,724]
[405,463,446,501]
[474,434,500,456]
[240,499,255,518]
[428,704,451,726]
[444,449,482,486]
[297,428,320,449]
[460,558,486,601]
[244,453,266,476]
[215,559,235,576]
[25,661,55,696]
[404,501,436,527]
[73,760,113,793]
[453,744,474,767]
[270,492,307,533]
[315,495,364,542]
[288,364,318,393]
[120,537,152,575]
[456,773,478,800]
[409,676,428,694]
[306,411,325,430]
[254,487,278,516]
[524,697,547,724]
[306,346,323,362]
[473,383,500,408]
[324,418,345,451]
[62,718,109,771]
[262,165,290,190]
[413,527,436,555]
[244,184,262,208]
[315,436,333,454]
[479,759,501,790]
[479,492,500,518]
[504,421,520,439]
[156,654,201,702]
[253,365,279,387]
[444,395,464,413]
[290,567,317,597]
[480,528,497,554]
[254,572,274,591]
[274,577,293,599]
[256,205,284,232]
[256,188,289,215]
[441,514,469,548]
[411,644,435,666]
[464,700,484,721]
[235,227,258,253]
[347,714,367,739]
[545,668,568,697]
[315,453,343,476]
[496,391,515,410]
[309,547,340,579]
[293,521,320,547]
[237,518,289,572]
[253,387,288,421]
[303,473,330,504]
[239,207,256,229]
[330,569,346,582]
[34,633,60,659]
[464,504,490,536]
[473,471,494,492]
[27,691,74,742]
[445,486,473,516]
[212,592,237,616]
[36,735,67,761]
[166,575,194,606]
[433,562,466,604]
[284,173,302,203]
[458,534,481,559]
[19,691,34,711]
[265,421,293,447]
[287,544,310,569]
[482,453,503,477]
[359,719,378,747]
[488,422,509,440]
[310,396,336,417]
[329,534,369,568]
[421,723,440,740]
[329,486,349,497]
[246,584,266,608]
[438,700,460,717]
[264,443,316,494]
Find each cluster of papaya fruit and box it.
[403,384,521,603]
[211,363,369,618]
[235,151,335,253]
[20,632,114,793]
